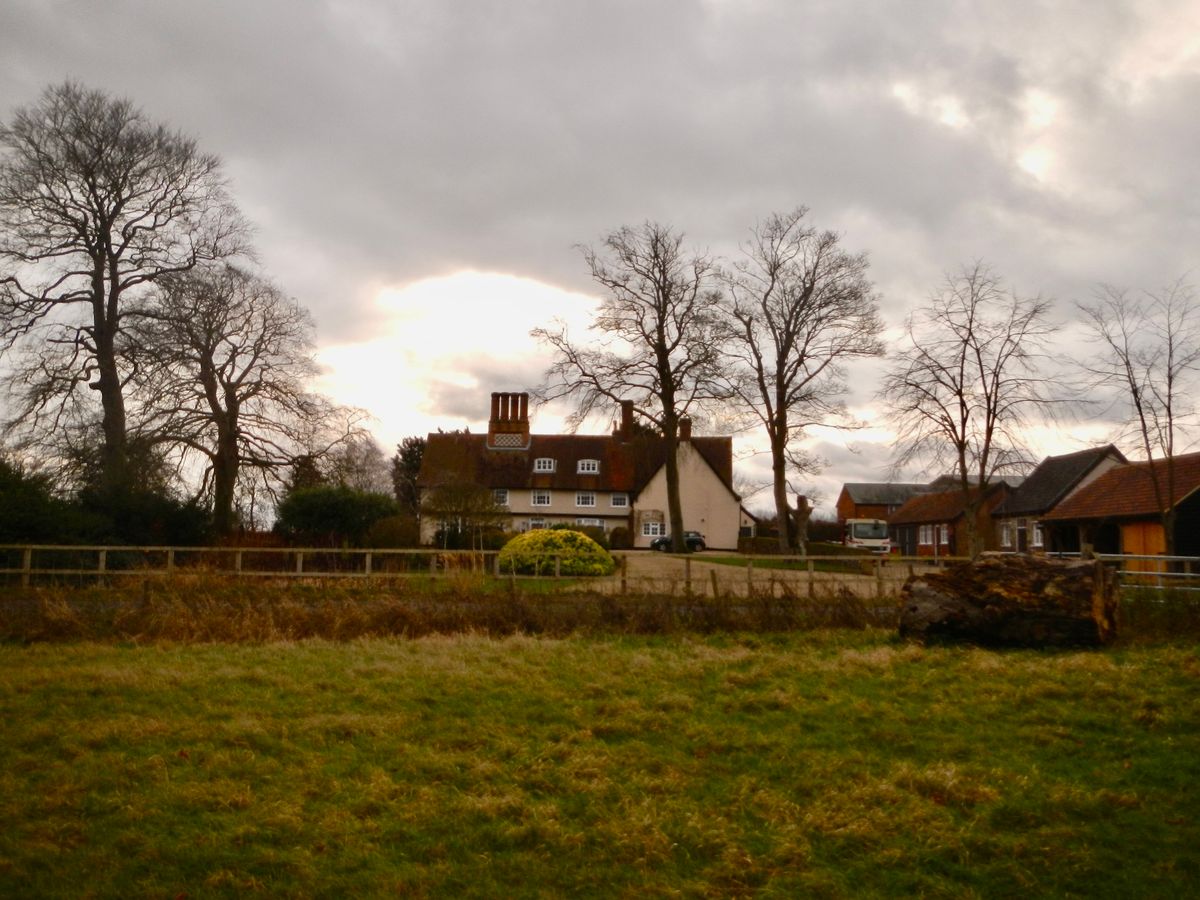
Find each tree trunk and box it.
[211,434,240,537]
[899,555,1118,647]
[91,298,129,494]
[770,430,792,554]
[664,418,686,553]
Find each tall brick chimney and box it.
[679,417,692,442]
[487,392,531,449]
[619,400,634,441]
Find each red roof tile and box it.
[1041,451,1200,521]
[888,485,1005,525]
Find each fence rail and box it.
[0,545,1197,598]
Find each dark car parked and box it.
[649,531,706,552]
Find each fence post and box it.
[746,557,753,596]
[167,549,175,575]
[98,549,107,574]
[555,555,561,579]
[429,553,437,576]
[21,547,31,588]
[807,558,815,600]
[620,555,627,595]
[685,557,692,596]
[365,551,373,577]
[875,557,883,599]
[235,550,243,576]
[295,551,304,575]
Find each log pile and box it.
[898,555,1118,647]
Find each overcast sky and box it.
[3,0,1199,513]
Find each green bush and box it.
[497,529,616,577]
[549,522,610,550]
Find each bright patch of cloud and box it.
[316,271,598,446]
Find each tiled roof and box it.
[840,483,930,505]
[997,445,1126,516]
[888,485,1004,525]
[418,431,735,496]
[1041,451,1200,522]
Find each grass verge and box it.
[0,631,1197,897]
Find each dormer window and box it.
[577,459,600,474]
[533,458,556,473]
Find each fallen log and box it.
[898,555,1118,647]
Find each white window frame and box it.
[642,521,665,537]
[576,517,603,528]
[939,524,950,545]
[493,488,509,507]
[528,518,546,530]
[533,458,556,473]
[576,491,596,508]
[1032,521,1044,548]
[919,524,932,545]
[577,459,600,474]
[610,493,628,508]
[531,489,552,507]
[1000,520,1014,548]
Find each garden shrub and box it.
[550,522,610,549]
[497,529,616,576]
[608,526,632,550]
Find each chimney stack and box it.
[620,400,634,441]
[487,391,531,448]
[679,417,692,442]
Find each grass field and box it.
[1,630,1197,897]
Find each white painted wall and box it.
[631,442,741,549]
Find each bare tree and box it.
[719,208,884,553]
[127,265,325,535]
[534,222,726,552]
[323,432,393,495]
[1078,280,1200,555]
[880,262,1057,556]
[0,82,249,494]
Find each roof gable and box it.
[888,485,1006,525]
[998,445,1126,516]
[840,483,930,505]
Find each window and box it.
[642,521,665,537]
[939,524,950,545]
[576,492,595,508]
[528,518,546,530]
[533,458,556,473]
[577,459,599,474]
[610,493,628,508]
[1032,522,1044,548]
[493,488,509,507]
[919,524,933,545]
[1000,521,1014,548]
[576,517,602,528]
[531,490,551,507]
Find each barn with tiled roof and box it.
[1040,451,1200,556]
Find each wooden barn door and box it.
[1121,521,1166,576]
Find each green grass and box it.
[1,631,1197,897]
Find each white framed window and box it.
[918,524,932,545]
[642,521,665,537]
[576,517,603,528]
[493,488,509,507]
[576,491,595,508]
[1032,522,1044,548]
[531,490,551,507]
[533,457,556,473]
[939,524,950,545]
[577,459,600,474]
[610,493,628,508]
[1000,521,1014,548]
[528,518,546,530]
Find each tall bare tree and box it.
[880,262,1057,556]
[535,222,726,552]
[0,82,249,494]
[719,208,883,553]
[128,265,324,535]
[1078,280,1200,555]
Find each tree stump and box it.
[898,555,1118,647]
